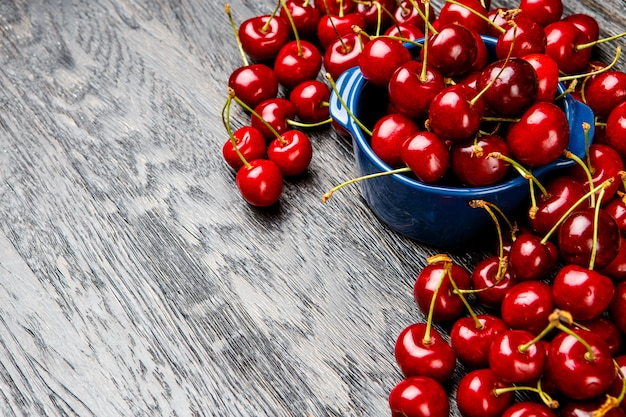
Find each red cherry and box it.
[567,143,624,205]
[267,130,313,176]
[413,260,471,322]
[500,280,555,335]
[388,60,446,121]
[521,53,559,103]
[562,13,600,43]
[388,377,450,417]
[519,0,563,27]
[609,281,626,334]
[582,71,626,119]
[356,0,395,31]
[370,113,420,167]
[273,40,323,90]
[384,23,425,42]
[495,16,547,60]
[426,24,478,78]
[238,15,290,62]
[251,98,297,141]
[600,235,626,283]
[358,37,412,87]
[450,314,509,370]
[501,401,557,417]
[470,256,517,309]
[606,101,626,158]
[236,159,284,207]
[546,328,616,400]
[574,316,622,355]
[316,13,366,50]
[488,329,547,384]
[450,135,511,187]
[280,0,321,40]
[222,126,267,171]
[228,64,279,109]
[505,101,569,167]
[392,0,436,28]
[289,80,330,123]
[456,368,515,417]
[313,0,355,16]
[529,175,586,236]
[394,323,456,383]
[544,20,593,75]
[552,264,615,321]
[323,32,368,81]
[437,0,489,35]
[400,131,450,184]
[560,398,626,417]
[508,233,557,281]
[428,84,485,142]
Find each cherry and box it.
[393,0,436,28]
[488,329,547,384]
[456,368,515,417]
[251,98,297,141]
[289,80,330,123]
[280,0,321,40]
[501,401,557,417]
[609,281,626,334]
[323,32,369,81]
[574,316,622,355]
[508,233,557,281]
[601,235,626,283]
[413,256,471,322]
[552,264,615,321]
[313,0,355,16]
[426,24,478,78]
[529,175,586,236]
[238,14,290,62]
[450,135,511,187]
[500,280,555,335]
[563,13,600,43]
[470,255,517,309]
[394,323,456,383]
[388,376,450,417]
[567,143,624,206]
[495,16,547,60]
[236,159,284,207]
[273,40,323,90]
[428,84,485,142]
[476,57,539,117]
[358,36,412,87]
[505,101,570,167]
[521,53,559,103]
[519,0,563,27]
[546,328,616,400]
[400,131,450,184]
[356,0,395,32]
[544,20,593,75]
[608,354,626,411]
[450,313,509,369]
[222,126,267,171]
[316,13,366,50]
[437,0,489,35]
[606,101,626,158]
[267,129,313,176]
[228,64,279,109]
[560,398,626,417]
[370,113,420,168]
[384,23,425,42]
[388,60,446,121]
[581,70,626,119]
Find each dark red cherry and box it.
[413,260,471,322]
[437,0,489,35]
[316,13,366,50]
[500,280,555,335]
[358,37,412,87]
[552,264,615,321]
[508,233,557,281]
[280,0,321,40]
[450,314,509,369]
[574,316,622,355]
[313,0,355,15]
[222,126,267,171]
[236,159,283,207]
[547,328,616,400]
[228,64,279,109]
[456,368,515,417]
[519,0,563,27]
[470,256,517,309]
[600,236,626,283]
[251,98,297,141]
[544,20,593,75]
[582,71,626,119]
[495,16,547,60]
[394,323,456,383]
[557,207,621,271]
[356,0,395,31]
[273,40,323,90]
[323,32,368,81]
[289,80,330,123]
[560,398,626,417]
[401,131,450,184]
[392,0,436,27]
[606,101,626,159]
[608,355,626,413]
[238,15,290,62]
[426,24,477,78]
[388,376,450,417]
[384,23,425,42]
[450,135,511,187]
[488,329,547,384]
[370,113,420,167]
[501,401,557,417]
[567,143,624,205]
[521,53,559,103]
[609,281,626,334]
[529,175,586,236]
[563,13,600,43]
[267,130,313,177]
[428,84,485,142]
[505,101,569,167]
[388,60,446,121]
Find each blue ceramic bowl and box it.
[329,36,595,247]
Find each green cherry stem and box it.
[230,87,288,145]
[445,0,505,34]
[279,0,303,56]
[322,167,412,202]
[225,4,249,67]
[560,46,622,84]
[222,90,251,169]
[589,185,608,270]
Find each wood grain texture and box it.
[0,1,623,416]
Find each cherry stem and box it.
[279,0,303,56]
[589,185,607,271]
[325,72,373,136]
[322,167,412,202]
[373,1,384,37]
[423,260,452,345]
[287,117,333,128]
[554,78,578,102]
[230,87,287,145]
[487,152,548,197]
[576,31,626,51]
[555,321,597,361]
[406,0,438,35]
[493,385,559,409]
[225,4,249,67]
[445,0,505,34]
[469,200,508,281]
[419,0,431,82]
[564,148,596,207]
[221,90,251,170]
[261,1,282,34]
[541,179,613,244]
[518,309,571,353]
[560,46,622,83]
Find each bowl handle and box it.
[565,95,595,159]
[329,66,362,132]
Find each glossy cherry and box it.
[267,130,313,176]
[428,84,485,142]
[495,16,547,60]
[401,131,450,184]
[316,13,366,50]
[437,0,489,35]
[582,70,626,119]
[508,233,557,281]
[519,0,563,27]
[236,159,284,207]
[601,235,626,282]
[609,281,626,334]
[456,368,515,417]
[544,20,593,75]
[238,14,290,62]
[562,13,600,43]
[356,0,395,32]
[273,40,323,90]
[567,143,624,205]
[501,402,557,417]
[488,329,547,384]
[280,0,321,40]
[222,126,267,171]
[388,60,446,121]
[426,24,478,78]
[450,313,509,369]
[358,37,412,87]
[606,101,626,158]
[370,113,420,168]
[392,0,436,28]
[313,0,355,16]
[289,80,330,123]
[574,316,622,355]
[470,255,517,309]
[450,135,511,187]
[251,98,297,141]
[529,175,586,235]
[521,53,559,103]
[384,23,425,42]
[228,64,279,109]
[388,376,450,417]
[323,32,368,81]
[552,264,615,321]
[500,280,555,335]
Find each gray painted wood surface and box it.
[0,1,623,416]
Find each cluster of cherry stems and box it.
[220,0,626,416]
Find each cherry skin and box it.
[505,101,570,167]
[425,24,478,78]
[563,13,600,43]
[521,53,559,103]
[236,159,284,207]
[609,281,626,334]
[488,329,547,384]
[567,143,624,205]
[316,13,366,50]
[280,0,321,40]
[600,235,626,283]
[222,126,267,171]
[552,264,615,321]
[358,37,412,87]
[323,32,368,81]
[388,376,450,417]
[251,98,297,141]
[400,131,450,184]
[544,20,593,75]
[428,84,485,143]
[394,323,457,383]
[501,401,557,417]
[495,16,547,60]
[606,101,626,158]
[560,398,626,417]
[289,80,330,124]
[508,233,557,281]
[273,40,322,90]
[500,280,555,335]
[384,23,425,42]
[608,354,626,412]
[456,368,515,417]
[370,113,420,168]
[450,135,511,187]
[529,175,586,236]
[392,0,437,28]
[546,328,616,400]
[450,314,509,370]
[582,71,626,119]
[470,256,517,309]
[313,0,355,16]
[574,316,622,355]
[356,0,395,32]
[413,260,471,322]
[519,0,563,27]
[228,64,279,109]
[267,130,313,177]
[437,0,489,35]
[388,60,446,121]
[238,15,290,63]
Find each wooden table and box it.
[0,1,623,416]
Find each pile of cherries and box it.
[221,0,626,416]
